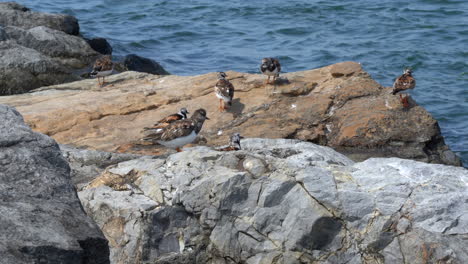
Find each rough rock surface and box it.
[78,138,468,264]
[0,40,75,95]
[1,62,460,165]
[0,2,99,94]
[60,144,144,189]
[0,104,109,263]
[0,2,79,35]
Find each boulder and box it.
[86,37,113,55]
[0,40,77,94]
[78,138,468,263]
[121,54,170,75]
[0,62,460,166]
[0,104,109,263]
[0,2,79,35]
[0,25,7,40]
[3,26,98,68]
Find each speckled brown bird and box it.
[260,57,281,85]
[214,72,235,112]
[392,68,416,108]
[90,55,114,87]
[141,109,209,152]
[143,108,189,132]
[217,133,243,151]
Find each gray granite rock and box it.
[78,138,468,264]
[60,144,144,190]
[0,2,79,35]
[4,25,98,68]
[0,104,109,263]
[0,40,76,94]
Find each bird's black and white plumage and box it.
[144,108,189,132]
[392,68,416,108]
[260,57,281,84]
[90,55,114,87]
[141,109,209,152]
[214,72,235,112]
[217,133,243,151]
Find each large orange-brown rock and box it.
[0,62,461,165]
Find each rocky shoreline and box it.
[0,2,168,95]
[1,2,467,264]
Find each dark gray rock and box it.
[0,26,7,40]
[0,41,77,94]
[0,104,109,264]
[0,2,79,35]
[86,37,113,55]
[3,26,98,68]
[122,54,170,75]
[78,139,468,263]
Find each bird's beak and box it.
[239,135,245,139]
[206,117,210,120]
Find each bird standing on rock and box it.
[217,133,244,151]
[214,72,235,112]
[392,68,416,108]
[90,55,114,87]
[143,108,189,132]
[260,57,281,85]
[141,108,209,152]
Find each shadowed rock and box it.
[0,104,109,263]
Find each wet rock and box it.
[77,138,468,263]
[122,54,170,75]
[0,62,461,166]
[86,37,113,55]
[0,104,109,263]
[0,2,79,35]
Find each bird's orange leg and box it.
[400,94,410,108]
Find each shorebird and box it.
[143,108,189,132]
[392,68,416,108]
[214,72,234,112]
[217,133,244,151]
[260,57,281,85]
[90,55,113,87]
[141,108,209,152]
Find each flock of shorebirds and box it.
[90,56,415,152]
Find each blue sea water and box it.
[16,0,468,164]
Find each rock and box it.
[0,40,77,94]
[121,54,170,75]
[0,104,109,263]
[77,138,468,263]
[4,26,98,68]
[0,25,8,40]
[0,62,460,166]
[60,144,145,189]
[86,37,113,55]
[0,2,79,35]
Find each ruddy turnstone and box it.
[260,57,281,84]
[217,133,243,151]
[143,108,189,132]
[141,108,209,152]
[214,72,235,112]
[90,55,114,87]
[392,68,416,108]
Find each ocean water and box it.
[16,0,468,164]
